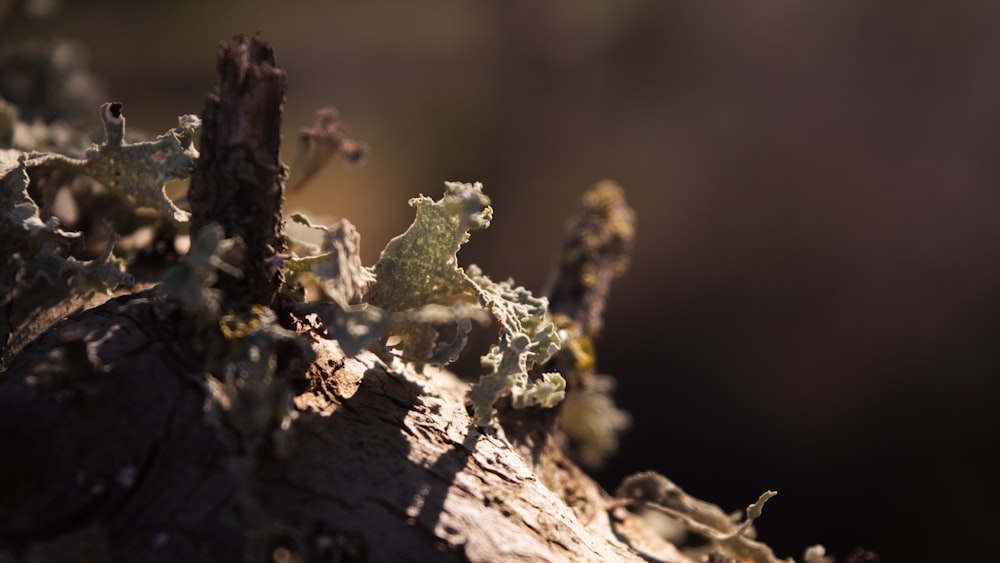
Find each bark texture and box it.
[188,34,288,308]
[0,297,662,562]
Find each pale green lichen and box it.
[548,316,631,470]
[1,102,201,316]
[63,229,134,296]
[24,102,199,225]
[282,213,389,357]
[614,471,792,563]
[287,187,487,364]
[160,223,245,318]
[366,182,564,425]
[1,149,133,307]
[284,181,565,426]
[366,181,491,363]
[285,213,374,306]
[465,264,564,426]
[206,305,307,455]
[557,370,631,469]
[1,150,77,298]
[0,93,93,156]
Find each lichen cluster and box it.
[1,102,200,362]
[1,101,565,427]
[286,181,567,427]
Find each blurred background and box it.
[8,0,1000,560]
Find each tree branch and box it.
[188,34,288,309]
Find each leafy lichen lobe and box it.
[368,181,491,312]
[294,181,565,426]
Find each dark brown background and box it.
[14,1,1000,560]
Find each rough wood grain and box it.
[188,34,288,308]
[0,291,654,562]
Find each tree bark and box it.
[1,296,665,562]
[188,34,288,309]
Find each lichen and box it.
[2,150,75,295]
[284,181,565,426]
[285,107,367,193]
[540,181,636,468]
[285,213,374,307]
[366,181,564,425]
[614,471,794,563]
[557,369,631,468]
[1,149,132,307]
[1,102,200,331]
[160,223,245,318]
[465,264,564,426]
[205,304,309,455]
[365,181,491,363]
[3,101,564,436]
[281,213,390,357]
[24,102,199,225]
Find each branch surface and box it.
[188,34,288,308]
